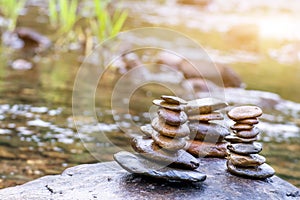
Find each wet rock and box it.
[225,135,258,143]
[228,106,263,121]
[149,129,186,151]
[15,27,51,52]
[235,127,260,138]
[161,95,187,105]
[158,108,187,126]
[229,153,266,167]
[151,117,189,138]
[187,141,227,158]
[185,98,228,114]
[10,59,32,70]
[131,137,199,170]
[237,118,259,125]
[0,159,297,200]
[189,123,229,142]
[227,143,262,155]
[188,112,223,122]
[230,123,253,131]
[114,151,206,182]
[152,99,184,111]
[227,161,275,179]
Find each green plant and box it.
[91,0,128,41]
[0,0,26,31]
[48,0,79,34]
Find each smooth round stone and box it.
[158,108,187,126]
[186,140,227,158]
[153,99,184,111]
[114,151,206,182]
[188,112,224,122]
[150,130,186,151]
[227,142,262,155]
[228,106,263,121]
[227,160,275,179]
[185,98,228,114]
[131,137,199,169]
[229,153,266,167]
[230,123,253,131]
[235,127,260,138]
[237,118,259,125]
[161,95,188,105]
[189,123,230,143]
[140,124,155,137]
[152,117,190,138]
[225,135,258,143]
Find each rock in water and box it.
[114,151,206,182]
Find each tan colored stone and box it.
[228,106,263,120]
[161,95,187,105]
[230,123,253,131]
[185,98,228,114]
[225,135,257,143]
[158,108,187,126]
[152,99,184,111]
[188,112,224,122]
[186,140,227,158]
[237,118,259,125]
[229,153,266,167]
[151,117,189,138]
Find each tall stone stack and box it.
[185,98,230,158]
[225,106,275,179]
[131,95,200,170]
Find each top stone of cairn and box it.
[161,95,188,105]
[228,106,263,121]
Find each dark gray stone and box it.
[227,142,262,155]
[131,137,199,169]
[227,160,275,179]
[114,151,206,182]
[0,158,298,200]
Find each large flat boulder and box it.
[0,158,299,200]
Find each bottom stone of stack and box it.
[114,151,206,182]
[131,137,199,170]
[186,140,227,158]
[227,160,275,179]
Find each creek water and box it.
[0,0,299,188]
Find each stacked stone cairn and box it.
[131,95,200,170]
[225,106,275,179]
[185,98,230,158]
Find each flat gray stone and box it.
[131,137,199,170]
[0,159,298,200]
[185,98,228,114]
[227,160,275,179]
[227,142,262,155]
[114,151,206,182]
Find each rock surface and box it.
[0,158,299,200]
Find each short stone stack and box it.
[185,98,230,158]
[131,95,200,170]
[225,106,275,179]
